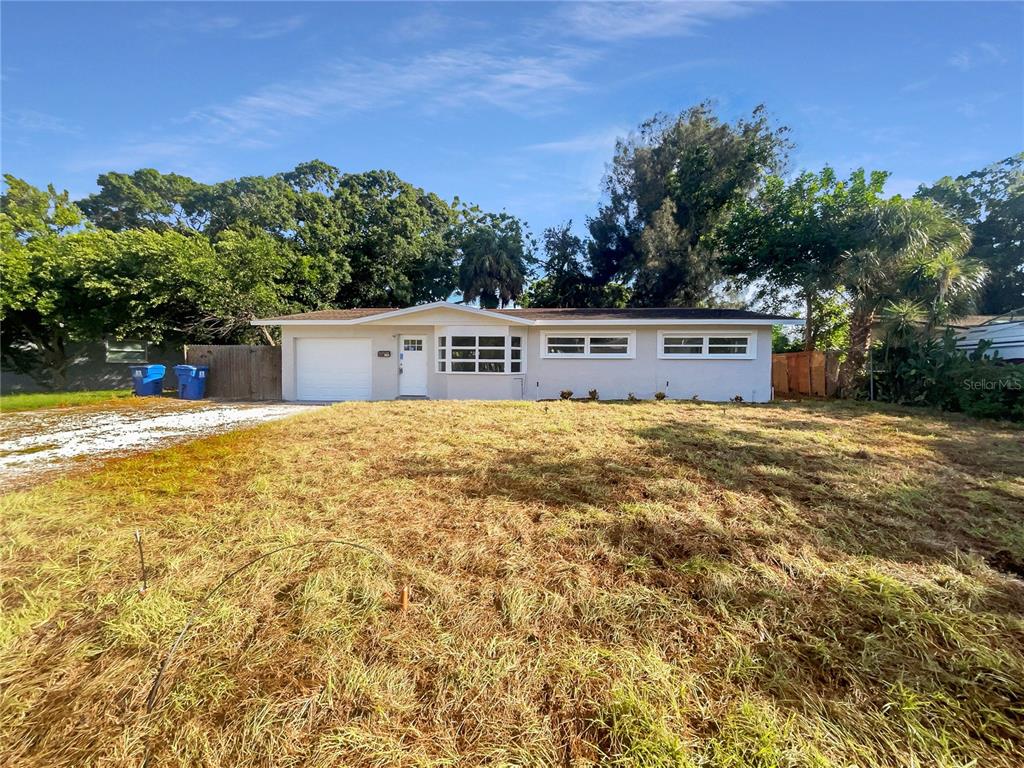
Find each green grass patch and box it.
[0,388,134,413]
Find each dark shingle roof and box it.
[259,308,396,321]
[497,307,795,321]
[258,305,797,322]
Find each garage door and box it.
[295,338,372,401]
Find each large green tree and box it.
[719,167,888,349]
[522,221,629,308]
[3,177,295,385]
[915,153,1024,314]
[588,102,790,306]
[719,168,983,391]
[333,170,459,306]
[76,168,212,232]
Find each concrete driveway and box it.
[0,400,313,489]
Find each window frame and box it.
[541,331,635,359]
[657,331,755,360]
[436,333,526,375]
[105,339,149,364]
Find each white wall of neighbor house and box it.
[280,322,773,402]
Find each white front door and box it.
[399,336,428,396]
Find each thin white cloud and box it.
[185,45,594,140]
[527,127,626,154]
[141,9,305,41]
[244,16,307,41]
[949,50,973,71]
[977,42,1008,63]
[949,42,1008,71]
[554,1,758,42]
[391,11,445,42]
[900,77,934,94]
[3,109,80,136]
[197,15,241,33]
[72,45,595,172]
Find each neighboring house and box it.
[1,341,183,394]
[252,302,800,402]
[954,308,1024,363]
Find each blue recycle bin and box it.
[174,365,209,400]
[129,364,165,396]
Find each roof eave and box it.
[253,316,803,327]
[530,318,801,326]
[252,301,534,326]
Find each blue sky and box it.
[3,1,1022,238]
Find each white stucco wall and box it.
[280,321,774,402]
[525,326,773,402]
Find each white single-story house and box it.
[252,302,801,402]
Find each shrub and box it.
[560,390,573,400]
[627,392,639,402]
[870,329,1023,420]
[654,391,666,401]
[588,389,599,401]
[731,395,744,403]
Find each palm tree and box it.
[838,197,982,391]
[457,213,532,308]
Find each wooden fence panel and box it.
[183,345,281,400]
[771,350,838,398]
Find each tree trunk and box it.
[839,304,874,396]
[49,332,69,391]
[259,326,277,347]
[23,327,70,390]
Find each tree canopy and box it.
[1,163,532,384]
[586,102,791,306]
[5,106,1022,399]
[915,153,1023,314]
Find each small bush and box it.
[654,391,666,401]
[588,389,599,401]
[560,390,573,400]
[731,395,744,403]
[627,392,639,402]
[869,328,1023,420]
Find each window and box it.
[105,340,147,364]
[663,336,704,355]
[510,336,522,373]
[589,336,629,355]
[708,337,748,355]
[543,333,634,358]
[658,332,754,359]
[437,334,524,374]
[403,339,423,352]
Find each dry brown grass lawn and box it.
[1,400,1023,767]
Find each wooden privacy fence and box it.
[772,350,839,398]
[183,345,282,401]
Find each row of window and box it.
[539,333,750,359]
[430,332,752,373]
[659,334,750,358]
[437,335,523,374]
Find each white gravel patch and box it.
[0,402,314,486]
